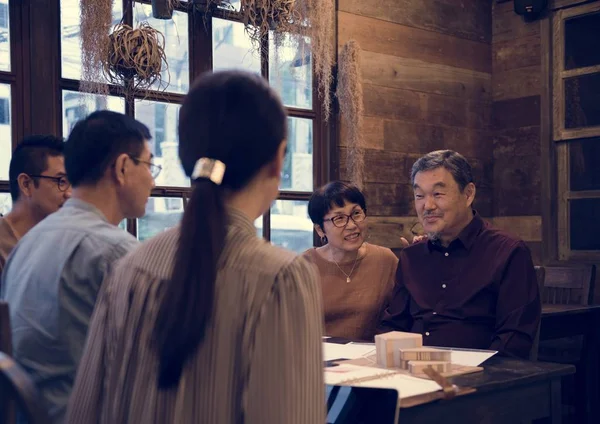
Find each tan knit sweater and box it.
[303,243,399,341]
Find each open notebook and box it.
[324,363,442,400]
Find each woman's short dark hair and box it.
[153,70,287,389]
[9,135,65,202]
[64,110,151,188]
[308,181,367,228]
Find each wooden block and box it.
[408,361,452,376]
[375,331,423,368]
[399,347,452,362]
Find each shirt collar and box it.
[62,198,110,223]
[427,210,483,252]
[227,207,257,237]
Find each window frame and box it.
[1,0,332,247]
[551,1,600,261]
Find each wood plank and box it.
[492,95,541,129]
[493,35,541,72]
[492,65,542,101]
[338,0,492,43]
[339,116,384,150]
[493,125,541,158]
[490,216,543,241]
[363,183,415,217]
[493,155,542,216]
[474,187,494,217]
[550,0,593,11]
[383,119,493,160]
[493,3,541,43]
[360,51,492,102]
[338,147,411,184]
[368,216,417,249]
[363,84,491,130]
[338,11,491,73]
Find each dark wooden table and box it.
[540,304,600,424]
[399,357,575,424]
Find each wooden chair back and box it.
[540,265,596,305]
[0,352,50,424]
[0,301,12,356]
[530,266,545,361]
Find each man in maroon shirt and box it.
[379,150,540,359]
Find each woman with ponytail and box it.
[66,71,325,424]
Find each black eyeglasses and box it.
[327,209,367,228]
[28,175,71,192]
[128,155,162,179]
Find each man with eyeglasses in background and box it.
[1,111,158,424]
[0,135,71,277]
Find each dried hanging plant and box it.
[337,40,365,189]
[80,0,113,95]
[104,23,169,93]
[197,0,335,118]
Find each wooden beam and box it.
[493,34,541,72]
[492,65,542,101]
[490,216,543,241]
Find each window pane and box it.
[62,90,125,137]
[254,216,263,238]
[565,12,600,70]
[569,137,600,191]
[270,200,313,254]
[133,3,189,93]
[0,83,10,180]
[281,117,313,192]
[135,99,189,187]
[0,192,11,216]
[212,18,260,73]
[60,0,123,80]
[269,34,312,109]
[118,219,127,231]
[137,197,183,241]
[0,0,10,71]
[564,72,600,129]
[570,199,600,250]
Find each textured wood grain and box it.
[339,147,410,184]
[363,84,491,129]
[493,155,542,216]
[339,116,384,150]
[492,95,541,129]
[493,2,541,43]
[360,51,492,102]
[492,65,542,101]
[491,216,543,241]
[493,126,541,158]
[338,12,492,73]
[339,0,492,43]
[493,35,542,72]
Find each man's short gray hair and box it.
[410,150,474,191]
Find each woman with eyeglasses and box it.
[304,181,407,342]
[66,71,324,423]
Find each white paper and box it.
[356,373,442,399]
[322,342,376,361]
[424,346,497,367]
[324,363,396,385]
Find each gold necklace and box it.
[331,251,360,283]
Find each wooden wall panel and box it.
[339,0,491,43]
[337,3,493,252]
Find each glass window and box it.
[135,99,189,187]
[133,3,189,93]
[137,196,184,241]
[62,90,125,137]
[281,117,313,192]
[212,18,260,73]
[0,83,10,180]
[60,0,123,80]
[564,72,600,129]
[570,198,600,250]
[0,192,11,216]
[0,0,10,72]
[564,12,600,70]
[269,34,312,110]
[254,216,263,238]
[569,137,600,191]
[270,200,313,254]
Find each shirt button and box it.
[425,332,430,336]
[444,252,449,257]
[442,284,447,289]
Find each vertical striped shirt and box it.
[66,208,325,424]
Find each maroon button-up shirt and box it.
[379,211,540,359]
